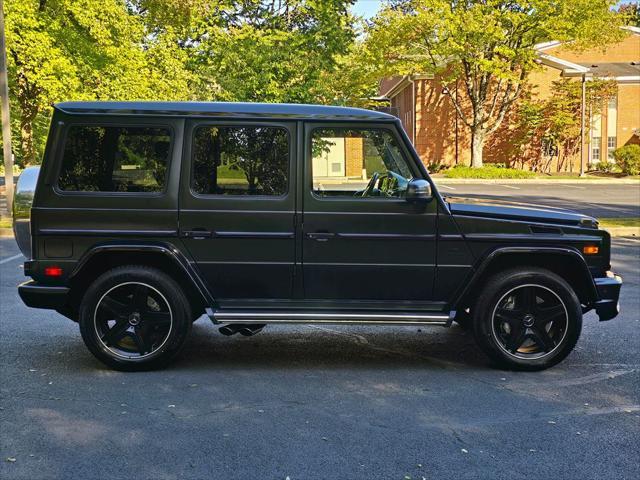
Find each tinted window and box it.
[57,126,171,193]
[311,128,413,198]
[192,126,288,196]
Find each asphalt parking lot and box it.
[0,234,638,480]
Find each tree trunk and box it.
[15,68,40,166]
[470,127,485,168]
[19,115,36,166]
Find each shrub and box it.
[613,144,640,176]
[427,161,446,173]
[594,161,617,173]
[0,164,22,176]
[443,165,535,179]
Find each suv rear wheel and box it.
[472,268,582,371]
[79,266,192,371]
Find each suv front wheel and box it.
[472,268,582,371]
[79,266,192,371]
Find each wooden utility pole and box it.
[0,0,13,214]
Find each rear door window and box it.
[57,125,172,193]
[191,125,289,196]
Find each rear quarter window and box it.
[57,125,172,193]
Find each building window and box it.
[607,136,617,161]
[591,137,601,163]
[606,96,618,162]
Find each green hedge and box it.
[613,145,640,176]
[443,165,535,179]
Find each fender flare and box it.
[452,246,598,309]
[69,241,217,309]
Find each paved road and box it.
[434,181,640,218]
[1,237,639,479]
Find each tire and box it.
[79,265,192,371]
[472,267,582,371]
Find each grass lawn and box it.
[0,217,12,229]
[599,217,640,228]
[442,166,535,179]
[437,165,640,180]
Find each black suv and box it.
[14,101,622,371]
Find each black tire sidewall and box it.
[79,266,192,371]
[472,268,582,371]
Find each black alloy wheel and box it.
[492,284,568,359]
[472,268,582,371]
[79,266,192,371]
[94,282,173,359]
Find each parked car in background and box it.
[14,102,622,371]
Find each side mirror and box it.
[405,179,432,204]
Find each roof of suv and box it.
[54,101,396,121]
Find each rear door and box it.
[301,123,438,307]
[178,120,296,305]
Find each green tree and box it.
[4,0,194,165]
[511,78,617,172]
[366,0,624,167]
[3,0,359,165]
[315,40,382,108]
[192,0,356,104]
[618,2,640,26]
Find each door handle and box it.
[306,232,336,241]
[180,228,211,239]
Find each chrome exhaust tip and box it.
[238,324,265,337]
[218,324,243,336]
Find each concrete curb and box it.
[432,177,640,184]
[0,228,14,238]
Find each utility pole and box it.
[0,0,13,215]
[579,73,587,177]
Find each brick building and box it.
[378,27,640,172]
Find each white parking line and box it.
[499,184,520,190]
[561,185,586,189]
[0,254,23,265]
[438,184,456,190]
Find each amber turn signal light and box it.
[44,266,63,277]
[583,245,599,255]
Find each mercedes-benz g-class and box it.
[14,101,622,371]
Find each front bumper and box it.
[593,272,622,321]
[18,280,69,310]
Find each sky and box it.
[352,0,383,19]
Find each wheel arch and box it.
[453,247,598,312]
[65,243,216,319]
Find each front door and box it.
[302,124,438,307]
[179,120,296,305]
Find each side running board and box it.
[209,310,454,326]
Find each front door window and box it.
[311,128,414,199]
